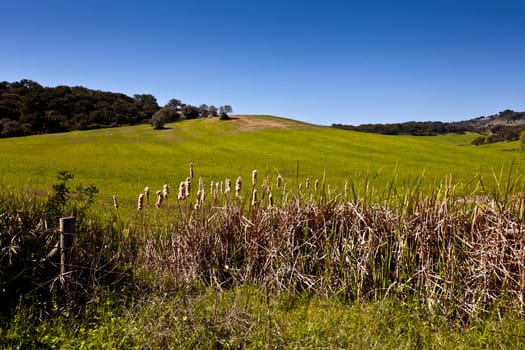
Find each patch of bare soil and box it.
[203,115,313,132]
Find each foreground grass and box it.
[3,287,525,349]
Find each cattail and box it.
[113,195,119,210]
[189,162,194,179]
[268,192,274,209]
[138,193,144,211]
[315,179,319,192]
[178,182,185,201]
[199,188,206,203]
[144,186,150,199]
[185,177,191,199]
[225,178,231,194]
[251,188,257,206]
[194,190,202,210]
[251,169,258,186]
[155,190,163,208]
[277,174,283,188]
[163,184,169,199]
[235,176,242,197]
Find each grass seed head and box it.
[251,188,257,206]
[252,169,258,186]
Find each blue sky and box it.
[1,0,524,125]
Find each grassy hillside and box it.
[3,115,525,348]
[0,115,523,205]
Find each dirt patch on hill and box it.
[203,115,314,132]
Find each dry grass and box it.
[135,173,525,323]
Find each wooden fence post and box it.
[60,216,76,279]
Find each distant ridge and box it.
[332,109,525,145]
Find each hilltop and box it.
[333,109,525,144]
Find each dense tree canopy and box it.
[0,80,233,137]
[0,80,158,137]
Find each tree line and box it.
[0,80,232,137]
[332,110,525,145]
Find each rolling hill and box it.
[0,115,523,207]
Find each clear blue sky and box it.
[2,0,524,125]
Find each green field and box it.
[3,115,525,348]
[1,115,523,207]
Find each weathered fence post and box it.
[60,216,76,280]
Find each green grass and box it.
[2,119,525,348]
[0,115,523,205]
[3,287,525,349]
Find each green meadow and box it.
[0,115,523,207]
[3,115,525,348]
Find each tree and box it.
[133,94,157,106]
[219,105,233,120]
[208,105,218,117]
[198,104,209,118]
[181,105,200,119]
[151,108,168,129]
[166,98,182,110]
[150,107,177,129]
